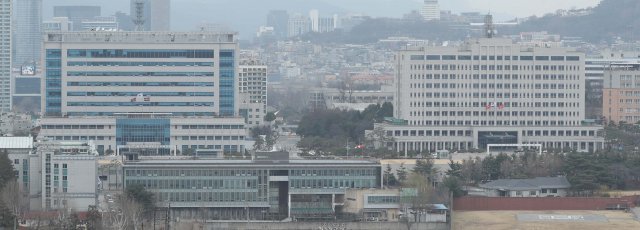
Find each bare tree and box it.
[1,180,28,230]
[119,195,145,230]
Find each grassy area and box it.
[453,210,640,230]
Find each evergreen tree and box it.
[383,164,398,187]
[396,163,408,184]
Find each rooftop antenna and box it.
[484,13,496,38]
[133,0,145,31]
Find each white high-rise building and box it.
[369,38,604,154]
[0,0,10,112]
[239,59,267,127]
[420,0,440,21]
[309,9,319,32]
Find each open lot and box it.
[453,210,640,230]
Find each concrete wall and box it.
[174,221,449,230]
[454,196,640,211]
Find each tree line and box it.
[296,102,393,155]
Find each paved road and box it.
[632,208,640,221]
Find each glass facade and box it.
[116,118,171,145]
[219,50,235,116]
[45,49,62,116]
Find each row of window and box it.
[408,120,581,126]
[67,92,214,97]
[290,169,378,177]
[409,73,578,81]
[409,64,580,72]
[411,83,576,89]
[409,110,578,117]
[408,101,580,108]
[155,191,265,203]
[66,102,214,107]
[289,179,376,189]
[367,195,400,204]
[387,129,598,137]
[409,55,579,61]
[181,136,245,141]
[67,49,215,59]
[42,125,105,129]
[67,71,215,77]
[67,61,214,67]
[65,112,216,116]
[181,125,244,130]
[67,82,214,87]
[409,92,580,99]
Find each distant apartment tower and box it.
[309,9,319,32]
[318,17,336,33]
[130,0,171,31]
[288,14,310,37]
[371,38,604,154]
[53,6,101,31]
[239,59,267,126]
[14,0,42,66]
[602,63,640,124]
[266,10,289,39]
[0,0,11,112]
[420,0,440,21]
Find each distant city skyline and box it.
[42,0,602,38]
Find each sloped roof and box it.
[0,136,33,149]
[479,176,571,190]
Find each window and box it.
[14,159,19,164]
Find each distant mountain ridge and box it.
[509,0,640,42]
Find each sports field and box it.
[453,210,640,230]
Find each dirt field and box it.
[453,210,640,230]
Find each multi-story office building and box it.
[584,51,640,119]
[39,31,245,156]
[0,0,11,112]
[130,0,171,31]
[41,31,238,117]
[53,6,101,31]
[266,10,289,39]
[6,139,98,211]
[14,0,41,66]
[122,152,381,220]
[239,59,267,127]
[602,63,640,124]
[371,38,604,154]
[420,0,440,21]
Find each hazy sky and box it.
[44,0,603,38]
